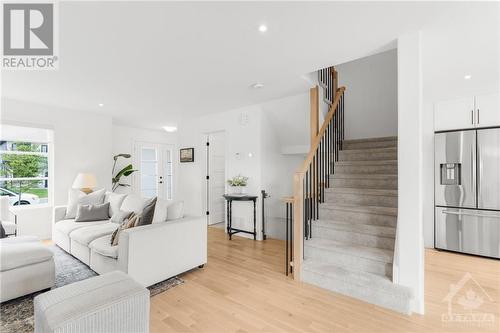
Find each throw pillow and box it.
[0,222,6,238]
[152,198,169,223]
[75,202,110,222]
[135,197,157,226]
[65,188,106,219]
[110,213,140,246]
[104,192,127,217]
[120,194,148,214]
[166,201,184,220]
[110,210,133,224]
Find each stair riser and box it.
[336,164,397,175]
[330,177,397,189]
[302,270,411,315]
[324,192,398,208]
[304,245,393,277]
[319,208,397,227]
[311,225,395,250]
[343,140,397,150]
[339,151,397,161]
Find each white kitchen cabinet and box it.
[475,92,500,128]
[435,97,475,131]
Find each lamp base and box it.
[81,188,93,194]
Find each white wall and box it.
[336,49,398,140]
[112,124,177,196]
[260,111,303,239]
[396,32,424,315]
[177,105,265,239]
[1,98,113,239]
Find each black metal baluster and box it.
[309,164,312,237]
[285,202,289,275]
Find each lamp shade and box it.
[72,173,97,190]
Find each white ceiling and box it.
[1,1,497,130]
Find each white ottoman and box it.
[34,271,150,333]
[0,236,55,302]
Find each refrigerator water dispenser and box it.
[440,163,461,185]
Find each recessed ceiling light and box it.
[464,75,472,80]
[258,24,267,32]
[251,82,264,89]
[98,103,104,107]
[163,126,177,132]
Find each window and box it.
[0,132,51,206]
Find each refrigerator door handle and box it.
[478,143,482,208]
[442,210,500,219]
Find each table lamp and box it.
[72,173,97,193]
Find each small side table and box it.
[223,194,258,240]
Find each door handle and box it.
[442,210,500,219]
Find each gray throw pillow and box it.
[110,210,133,224]
[135,197,157,226]
[75,202,110,222]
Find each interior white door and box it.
[475,92,500,128]
[434,97,475,131]
[207,132,226,225]
[136,143,174,199]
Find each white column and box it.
[395,31,425,314]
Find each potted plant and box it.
[227,174,249,194]
[112,154,138,192]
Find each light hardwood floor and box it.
[151,227,500,333]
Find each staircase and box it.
[301,136,413,314]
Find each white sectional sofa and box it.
[52,193,207,287]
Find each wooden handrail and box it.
[297,87,346,174]
[292,85,345,281]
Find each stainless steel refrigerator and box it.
[435,128,500,259]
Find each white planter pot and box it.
[231,186,246,194]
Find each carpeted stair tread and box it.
[320,203,398,216]
[314,219,396,238]
[302,261,413,314]
[305,237,394,263]
[336,160,398,166]
[340,147,397,153]
[331,174,398,179]
[325,187,398,196]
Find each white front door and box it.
[136,142,174,199]
[206,132,226,225]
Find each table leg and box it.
[229,200,233,240]
[226,200,230,236]
[253,199,256,240]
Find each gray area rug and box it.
[0,245,183,333]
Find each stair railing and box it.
[291,81,345,280]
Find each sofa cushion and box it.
[120,194,147,214]
[75,202,110,222]
[65,189,106,219]
[70,223,119,246]
[90,235,118,259]
[0,242,53,271]
[104,192,127,217]
[54,219,108,236]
